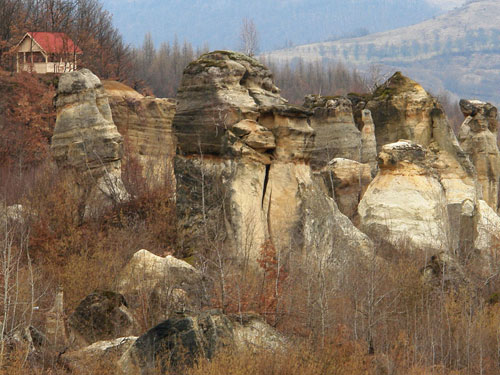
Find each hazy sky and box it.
[101,0,468,50]
[426,0,465,9]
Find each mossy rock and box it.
[185,50,266,74]
[372,71,421,100]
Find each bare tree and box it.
[239,17,259,57]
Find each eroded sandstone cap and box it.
[57,68,102,95]
[378,140,427,168]
[459,99,498,132]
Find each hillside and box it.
[4,51,500,375]
[263,0,500,103]
[101,0,446,50]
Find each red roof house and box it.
[13,32,83,74]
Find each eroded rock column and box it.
[51,69,128,218]
[458,99,500,212]
[173,51,372,262]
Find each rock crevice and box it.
[174,51,372,261]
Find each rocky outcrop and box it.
[366,73,478,204]
[117,249,207,324]
[319,158,372,221]
[304,95,362,169]
[117,310,284,374]
[51,69,128,218]
[174,51,285,156]
[366,72,436,149]
[174,51,372,261]
[358,141,451,251]
[357,73,493,256]
[68,291,137,348]
[458,99,500,212]
[104,81,177,189]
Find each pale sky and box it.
[426,0,466,10]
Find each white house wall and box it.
[17,37,44,53]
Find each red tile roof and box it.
[27,32,83,54]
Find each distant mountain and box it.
[263,0,500,104]
[100,0,449,51]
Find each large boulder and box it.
[174,51,372,261]
[458,99,500,212]
[104,81,177,189]
[117,311,284,374]
[61,336,137,373]
[116,249,208,324]
[51,69,128,218]
[68,291,137,348]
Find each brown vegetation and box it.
[0,2,490,374]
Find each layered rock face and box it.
[304,95,362,169]
[174,51,286,156]
[458,99,500,212]
[104,81,176,188]
[174,51,372,261]
[51,69,128,218]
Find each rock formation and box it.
[104,81,177,189]
[359,109,378,175]
[458,99,500,212]
[319,158,372,221]
[173,51,372,261]
[117,249,208,325]
[68,290,137,348]
[51,69,128,218]
[366,72,437,149]
[62,336,137,373]
[117,310,284,374]
[355,72,500,267]
[304,95,362,169]
[358,141,451,251]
